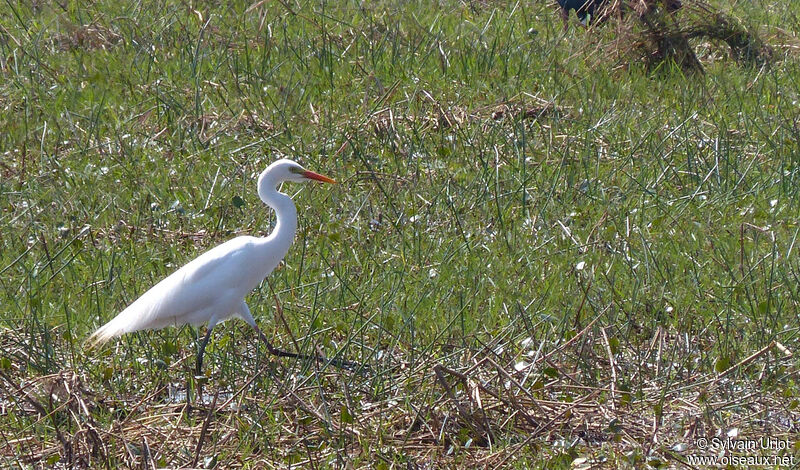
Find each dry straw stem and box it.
[1,318,797,467]
[595,0,777,73]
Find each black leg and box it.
[196,326,214,376]
[252,325,368,373]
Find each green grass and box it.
[1,0,799,467]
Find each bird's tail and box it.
[85,317,126,349]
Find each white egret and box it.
[87,159,357,374]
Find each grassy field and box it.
[1,0,799,467]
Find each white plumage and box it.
[87,159,336,373]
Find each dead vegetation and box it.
[55,21,121,52]
[367,93,564,142]
[1,321,795,468]
[581,1,777,73]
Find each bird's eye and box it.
[289,166,303,174]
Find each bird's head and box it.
[263,158,337,185]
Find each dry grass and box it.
[2,320,796,468]
[591,1,777,73]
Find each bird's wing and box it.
[86,237,261,347]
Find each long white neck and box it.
[257,169,298,254]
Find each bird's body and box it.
[557,0,603,23]
[555,0,681,26]
[89,236,282,341]
[87,159,342,373]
